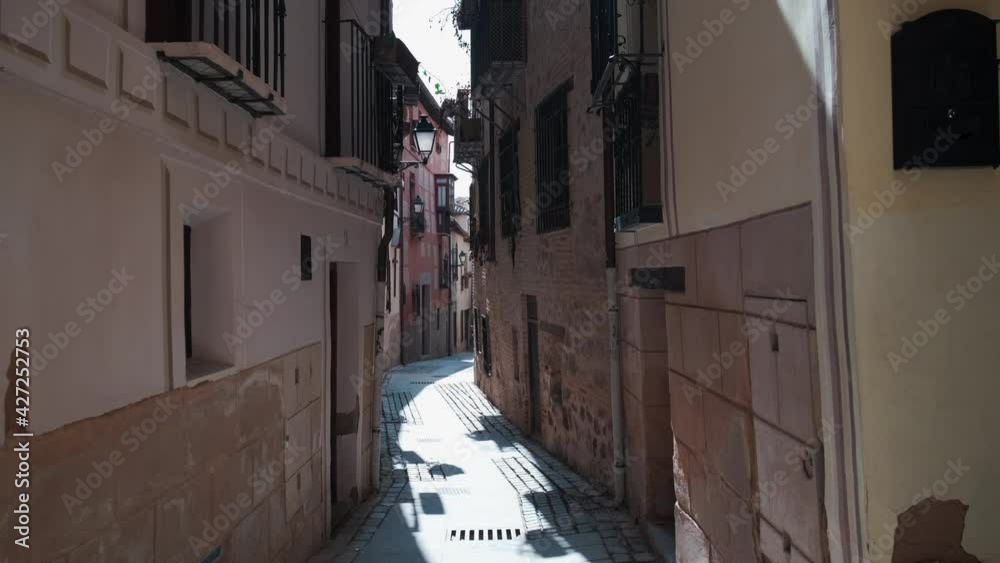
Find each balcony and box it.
[455,116,484,166]
[612,71,662,231]
[469,0,526,94]
[374,36,419,89]
[326,20,404,187]
[147,0,288,117]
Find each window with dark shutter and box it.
[476,157,494,259]
[535,82,572,233]
[499,126,521,239]
[482,314,492,374]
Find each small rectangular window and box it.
[184,216,236,380]
[499,126,521,239]
[300,235,313,281]
[535,82,572,233]
[482,314,492,374]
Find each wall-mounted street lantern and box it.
[400,115,438,170]
[412,116,437,161]
[458,251,468,267]
[412,195,425,215]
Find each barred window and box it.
[476,157,494,259]
[535,82,572,233]
[499,126,521,239]
[481,313,492,375]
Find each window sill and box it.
[536,225,572,237]
[186,358,238,385]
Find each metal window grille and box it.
[476,158,494,258]
[499,127,521,239]
[613,72,643,226]
[331,20,400,173]
[470,0,526,90]
[535,84,571,234]
[146,0,287,96]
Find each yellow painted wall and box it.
[838,0,1000,560]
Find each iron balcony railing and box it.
[333,20,401,174]
[613,71,662,230]
[470,0,526,92]
[147,0,287,96]
[410,213,426,235]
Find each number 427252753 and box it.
[14,329,30,427]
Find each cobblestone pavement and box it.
[310,354,664,563]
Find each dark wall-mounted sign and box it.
[301,235,313,281]
[630,267,686,292]
[891,9,1000,169]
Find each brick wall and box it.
[619,205,826,563]
[473,0,615,491]
[0,344,334,563]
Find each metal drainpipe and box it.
[371,280,385,492]
[371,184,396,492]
[608,267,626,506]
[604,114,626,507]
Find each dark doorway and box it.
[526,296,541,434]
[183,225,192,359]
[328,262,339,509]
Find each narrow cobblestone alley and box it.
[310,354,666,563]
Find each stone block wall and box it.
[619,205,826,562]
[0,344,329,563]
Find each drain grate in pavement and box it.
[448,528,523,542]
[409,381,436,385]
[435,487,471,495]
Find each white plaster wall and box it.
[284,0,323,153]
[0,80,168,434]
[665,0,820,233]
[0,0,385,437]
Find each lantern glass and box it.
[412,116,437,162]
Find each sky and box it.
[393,0,473,199]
